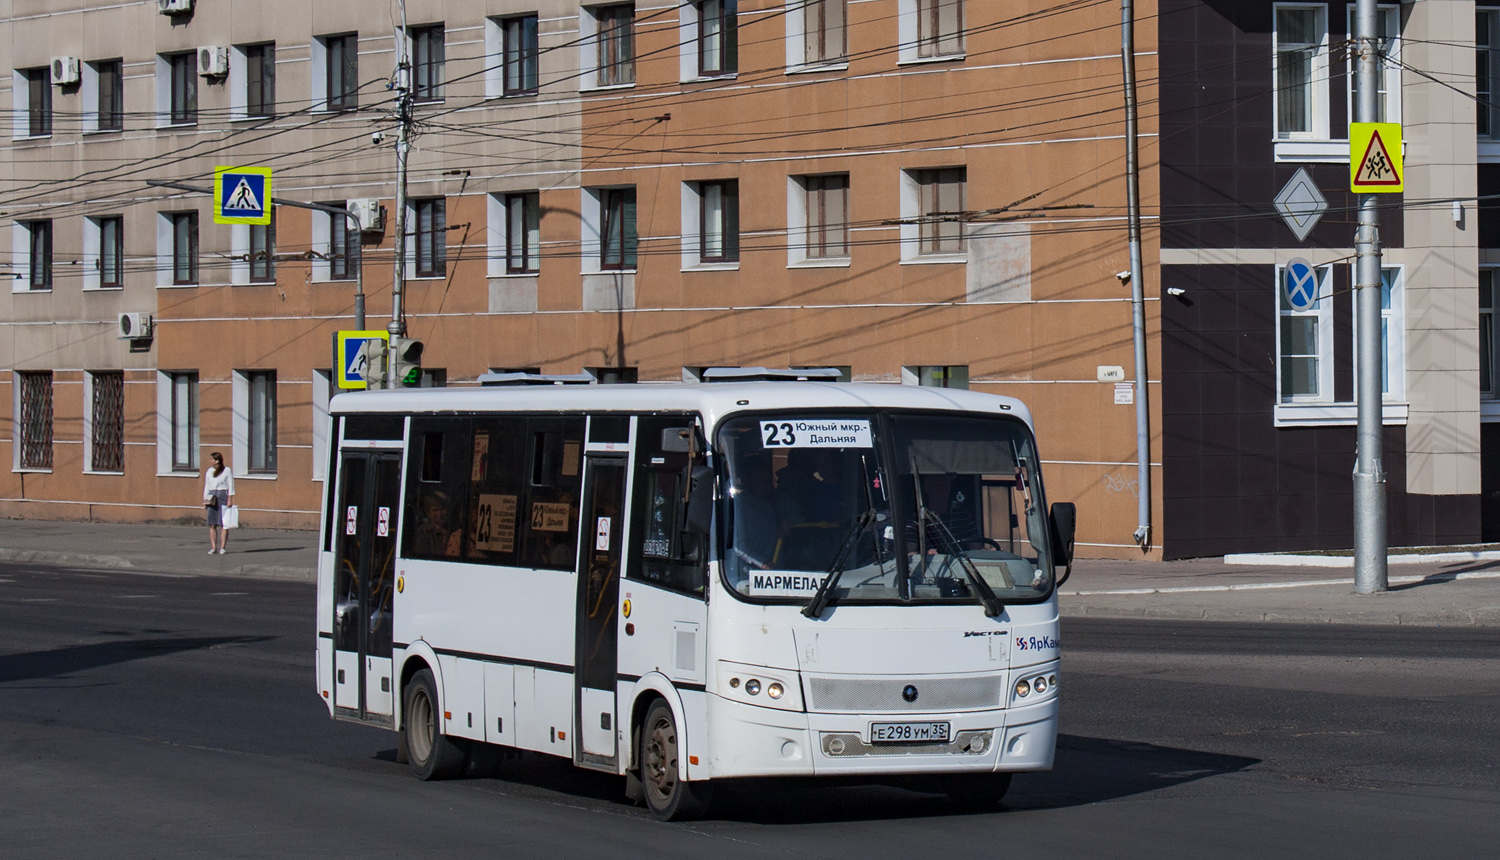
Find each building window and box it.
[90,371,125,473]
[246,371,277,473]
[1352,266,1405,400]
[1484,270,1498,399]
[698,180,739,263]
[244,43,276,118]
[324,34,359,111]
[168,52,197,125]
[1275,263,1333,401]
[1273,4,1328,140]
[25,67,51,137]
[601,187,637,270]
[16,371,53,470]
[916,0,964,59]
[905,365,969,389]
[588,367,638,384]
[505,192,541,274]
[914,167,966,255]
[249,219,276,283]
[1480,11,1499,138]
[411,24,445,102]
[169,212,198,285]
[596,4,635,86]
[804,174,849,259]
[327,205,360,281]
[414,197,446,277]
[96,60,123,131]
[419,369,447,388]
[1345,6,1399,126]
[503,15,539,95]
[21,220,52,289]
[99,216,123,288]
[697,0,738,77]
[169,372,199,472]
[803,0,847,64]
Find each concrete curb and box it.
[0,547,314,583]
[1063,570,1500,596]
[1225,549,1500,567]
[1061,603,1500,626]
[0,547,136,570]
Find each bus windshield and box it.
[718,412,1054,607]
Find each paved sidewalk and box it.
[2,518,1498,626]
[0,518,317,581]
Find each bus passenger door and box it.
[576,456,627,765]
[332,451,401,724]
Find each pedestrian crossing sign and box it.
[213,166,273,225]
[1349,123,1403,193]
[335,330,389,389]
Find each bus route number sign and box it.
[760,419,872,448]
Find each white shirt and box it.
[203,467,236,500]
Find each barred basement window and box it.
[91,371,125,472]
[17,371,54,470]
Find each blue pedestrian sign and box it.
[1283,257,1319,311]
[335,330,389,389]
[213,166,272,225]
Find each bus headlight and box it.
[717,660,804,712]
[767,682,784,699]
[745,679,762,696]
[1015,678,1031,698]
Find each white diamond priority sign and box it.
[1273,168,1327,243]
[213,166,272,225]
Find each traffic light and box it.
[390,336,424,387]
[357,339,389,389]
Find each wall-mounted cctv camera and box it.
[1115,270,1132,284]
[371,131,386,145]
[1166,287,1186,297]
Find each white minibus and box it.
[316,378,1075,819]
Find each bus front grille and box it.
[820,730,993,758]
[804,674,1006,713]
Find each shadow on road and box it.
[0,636,272,684]
[392,733,1259,823]
[1389,560,1500,591]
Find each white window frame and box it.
[12,220,53,293]
[581,185,637,274]
[681,180,740,270]
[787,0,848,72]
[229,42,278,121]
[82,215,125,291]
[155,52,197,128]
[901,365,969,389]
[1349,264,1405,403]
[407,197,447,280]
[311,33,359,113]
[1272,4,1331,143]
[234,369,278,478]
[1274,263,1335,405]
[312,369,332,480]
[1481,9,1500,160]
[81,59,124,134]
[11,67,51,140]
[488,190,541,277]
[486,14,540,98]
[898,0,965,64]
[899,167,967,262]
[787,173,851,267]
[582,3,635,90]
[12,370,54,473]
[1344,5,1400,129]
[83,370,126,475]
[156,370,199,475]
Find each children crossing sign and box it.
[213,166,273,225]
[1349,123,1402,193]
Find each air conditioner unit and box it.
[347,198,385,232]
[158,0,192,15]
[118,312,154,340]
[50,57,80,86]
[197,46,228,78]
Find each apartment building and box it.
[2,1,1158,556]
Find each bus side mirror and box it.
[684,466,714,535]
[1049,502,1076,571]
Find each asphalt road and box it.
[2,563,1498,858]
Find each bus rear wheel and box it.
[639,699,712,820]
[403,668,468,780]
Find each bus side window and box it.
[520,417,585,571]
[464,416,525,567]
[630,416,707,597]
[404,418,473,561]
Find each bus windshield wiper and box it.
[909,453,1004,617]
[802,509,876,618]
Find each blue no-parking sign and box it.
[214,166,272,225]
[1283,257,1319,311]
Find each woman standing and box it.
[203,451,236,554]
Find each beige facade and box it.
[0,1,1161,557]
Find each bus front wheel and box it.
[639,699,712,820]
[403,668,468,780]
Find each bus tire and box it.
[403,668,468,781]
[639,699,712,820]
[944,772,1013,810]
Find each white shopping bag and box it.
[222,505,240,529]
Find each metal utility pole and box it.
[1353,0,1388,593]
[389,0,413,340]
[1120,0,1151,548]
